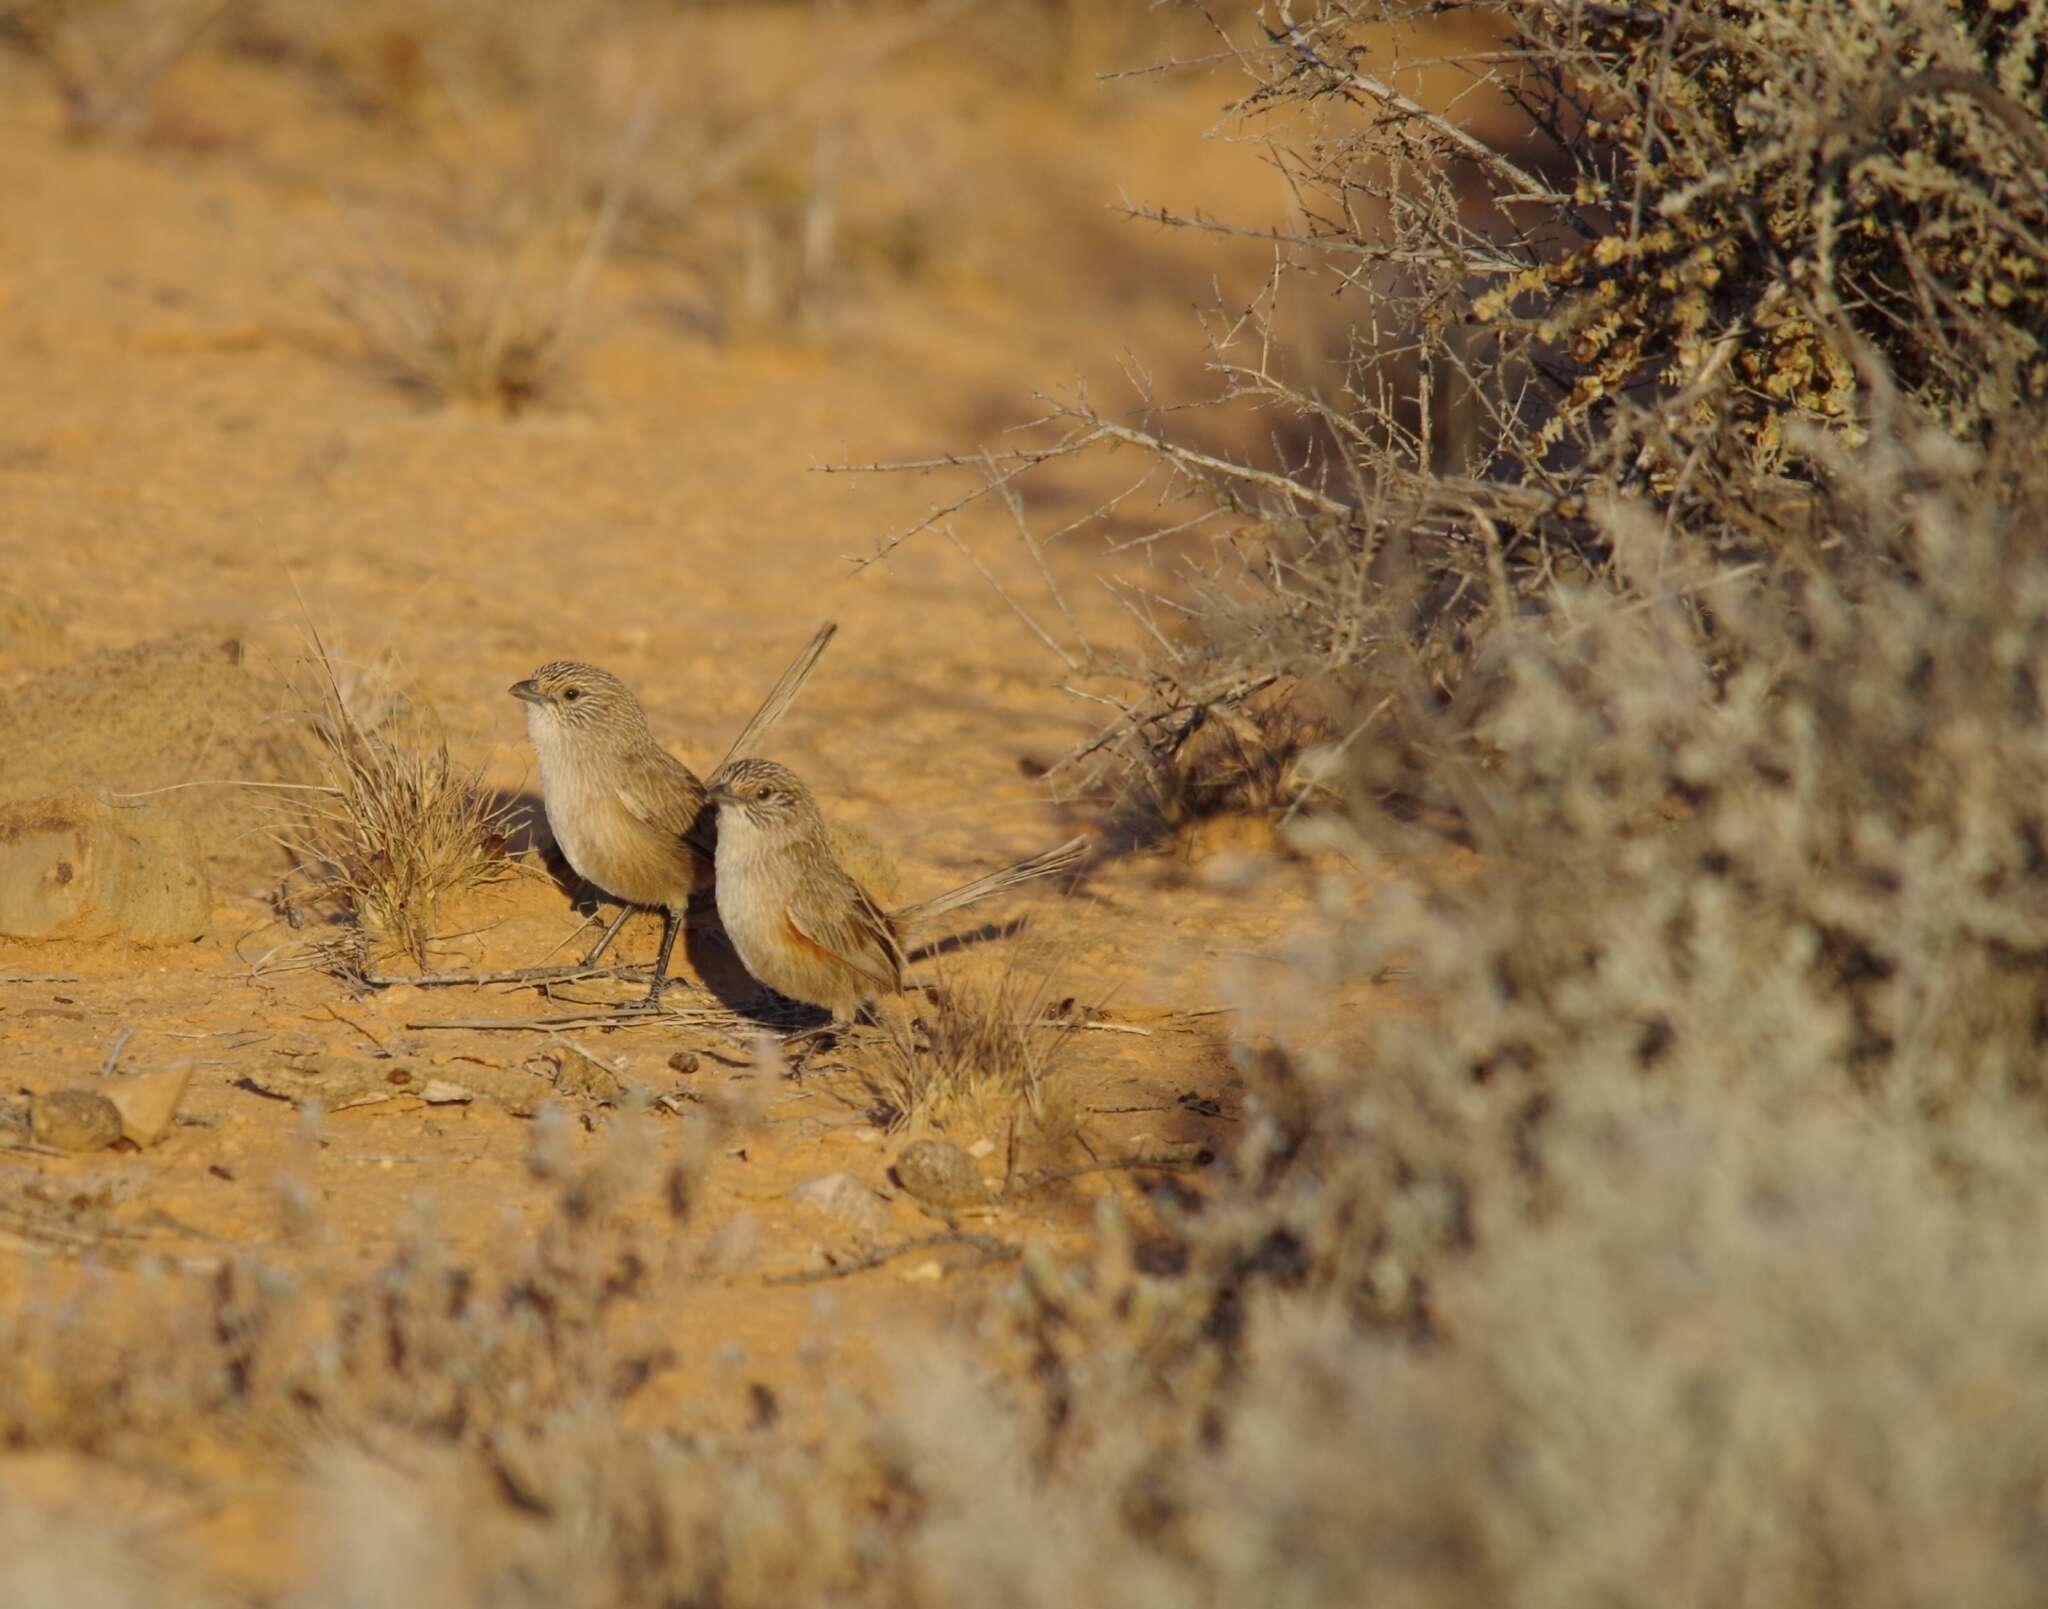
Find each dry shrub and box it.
[1494,0,2048,456]
[274,630,516,968]
[947,1100,2048,1609]
[801,4,2048,1601]
[881,0,2046,831]
[0,1109,924,1609]
[0,1107,676,1456]
[293,1417,896,1609]
[853,400,2048,1607]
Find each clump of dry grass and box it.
[0,1108,679,1457]
[592,15,954,339]
[320,144,636,412]
[274,629,516,969]
[867,958,1082,1132]
[323,248,584,414]
[0,0,227,138]
[223,0,630,120]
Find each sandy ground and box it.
[0,9,1510,1596]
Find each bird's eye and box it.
[563,687,581,702]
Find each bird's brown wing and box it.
[785,869,905,999]
[612,747,714,856]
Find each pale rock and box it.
[791,1172,889,1234]
[105,1062,191,1147]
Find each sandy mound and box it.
[0,595,66,672]
[0,635,315,889]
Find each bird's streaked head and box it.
[509,661,649,745]
[708,756,825,835]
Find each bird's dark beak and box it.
[707,786,736,809]
[508,679,544,705]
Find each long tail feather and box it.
[718,621,837,769]
[893,835,1089,936]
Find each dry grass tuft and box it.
[866,958,1082,1133]
[0,0,228,139]
[320,149,635,413]
[273,626,517,969]
[324,252,580,414]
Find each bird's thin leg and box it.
[643,908,682,1006]
[582,903,637,968]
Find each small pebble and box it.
[30,1088,123,1152]
[890,1139,989,1210]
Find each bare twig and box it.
[1008,1018,1152,1037]
[1115,196,1529,275]
[363,965,631,990]
[764,1230,1018,1286]
[407,1014,716,1032]
[406,1004,813,1035]
[1001,1152,1208,1199]
[97,1027,133,1079]
[1270,2,1565,205]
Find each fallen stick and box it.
[364,965,630,990]
[764,1230,1018,1287]
[98,1025,134,1078]
[407,1013,724,1032]
[1002,1152,1208,1199]
[0,1221,224,1274]
[0,974,81,985]
[1015,1018,1152,1037]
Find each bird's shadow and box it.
[679,918,1030,1032]
[487,790,553,860]
[682,917,832,1031]
[905,917,1027,965]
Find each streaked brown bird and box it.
[708,756,1086,1018]
[510,624,835,1006]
